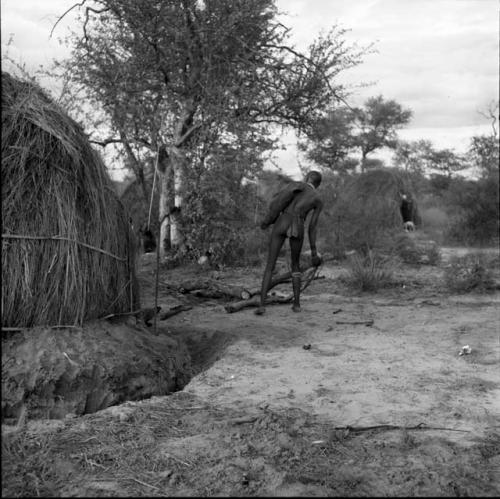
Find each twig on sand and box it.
[125,477,160,491]
[163,453,192,467]
[331,423,470,434]
[229,415,259,425]
[335,319,374,326]
[159,304,193,320]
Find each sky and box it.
[1,0,498,180]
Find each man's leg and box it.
[255,233,286,315]
[289,236,304,312]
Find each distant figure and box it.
[139,224,156,253]
[400,193,416,232]
[256,171,323,315]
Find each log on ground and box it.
[225,294,292,313]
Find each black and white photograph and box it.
[2,0,499,496]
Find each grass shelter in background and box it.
[1,72,140,328]
[329,168,421,256]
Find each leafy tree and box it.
[445,174,499,245]
[300,95,412,175]
[467,135,499,179]
[392,139,434,174]
[353,95,412,172]
[56,0,367,257]
[298,106,358,173]
[425,147,466,178]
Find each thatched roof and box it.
[330,168,420,252]
[1,72,140,328]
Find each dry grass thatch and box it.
[1,72,140,328]
[330,168,420,253]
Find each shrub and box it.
[341,249,396,291]
[444,172,499,246]
[419,205,450,244]
[444,253,496,293]
[424,242,442,265]
[392,232,441,265]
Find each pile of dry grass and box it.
[330,168,420,254]
[1,72,140,328]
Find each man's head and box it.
[305,170,322,189]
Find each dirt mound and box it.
[2,321,192,421]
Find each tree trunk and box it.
[158,162,174,257]
[170,151,184,250]
[360,152,367,174]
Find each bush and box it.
[392,232,441,265]
[341,249,396,291]
[444,172,499,246]
[444,253,496,293]
[419,205,449,244]
[424,242,442,265]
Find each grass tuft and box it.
[444,252,496,293]
[341,249,396,291]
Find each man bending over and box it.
[256,170,323,315]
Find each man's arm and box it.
[308,199,323,265]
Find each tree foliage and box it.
[55,0,367,256]
[467,135,499,179]
[298,107,358,172]
[353,95,412,171]
[300,95,412,174]
[392,139,434,174]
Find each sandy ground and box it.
[2,248,500,497]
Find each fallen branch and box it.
[418,299,441,306]
[225,265,320,313]
[225,294,292,313]
[159,304,192,320]
[335,319,374,326]
[127,478,160,491]
[245,260,329,298]
[176,279,251,299]
[229,415,259,425]
[190,288,223,299]
[331,423,470,434]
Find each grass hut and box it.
[330,168,420,254]
[1,72,140,328]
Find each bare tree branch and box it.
[50,1,87,38]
